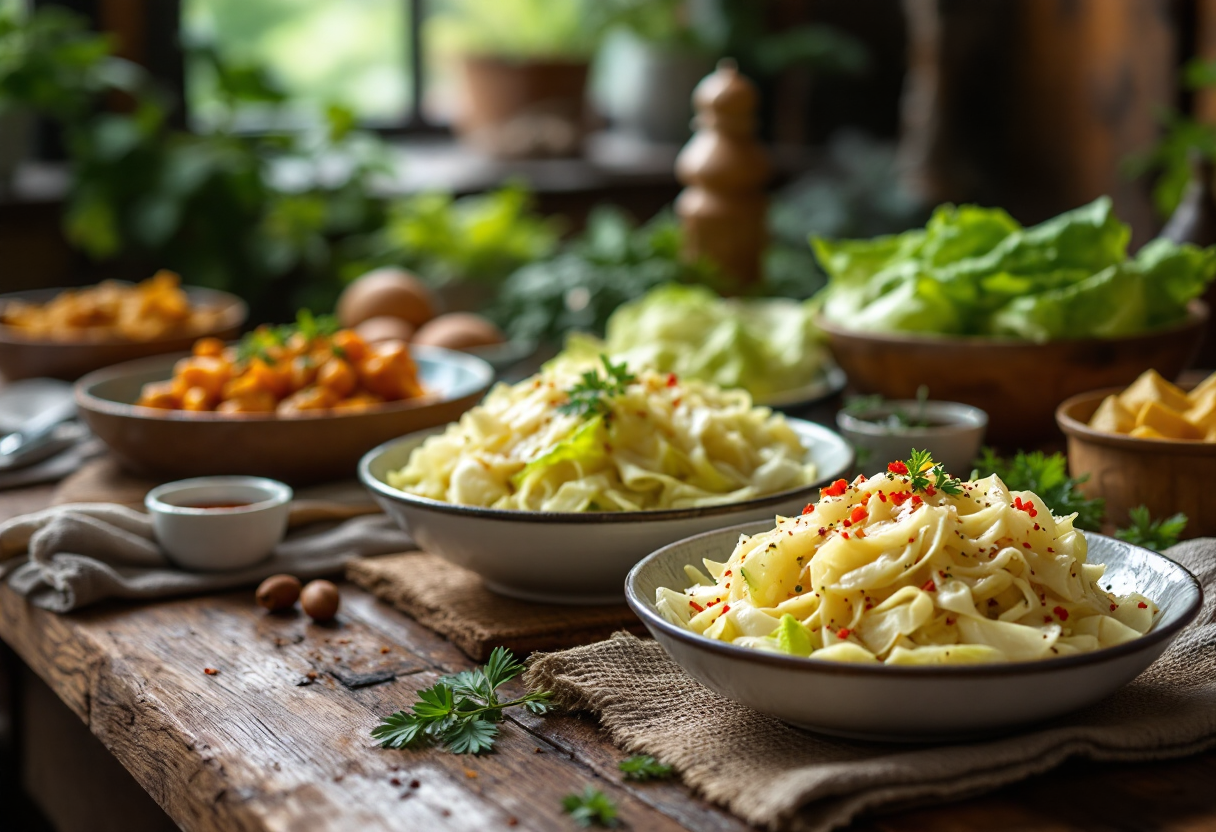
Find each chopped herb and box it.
[618,755,674,781]
[558,355,637,419]
[235,309,341,365]
[972,449,1105,531]
[904,449,963,496]
[562,786,620,828]
[371,647,553,755]
[1115,505,1187,552]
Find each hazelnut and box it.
[256,574,301,612]
[301,580,341,622]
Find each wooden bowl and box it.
[1056,388,1216,539]
[75,346,494,485]
[0,286,247,382]
[817,301,1208,446]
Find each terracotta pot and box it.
[817,301,1208,447]
[456,56,589,159]
[1057,388,1216,539]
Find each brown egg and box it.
[411,313,505,352]
[300,579,341,622]
[337,268,436,329]
[355,315,416,344]
[255,574,301,612]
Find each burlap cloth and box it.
[347,552,646,661]
[524,538,1216,832]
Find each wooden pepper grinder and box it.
[675,59,770,287]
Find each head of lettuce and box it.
[810,196,1216,342]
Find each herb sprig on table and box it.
[558,355,637,419]
[562,786,620,828]
[1116,505,1188,552]
[972,449,1105,531]
[618,754,674,781]
[371,647,552,755]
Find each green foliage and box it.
[489,207,722,342]
[618,754,674,781]
[429,0,605,60]
[971,449,1105,532]
[371,647,553,755]
[588,0,706,49]
[1115,506,1187,552]
[558,354,637,418]
[696,0,867,78]
[346,182,561,287]
[904,449,963,496]
[561,786,620,828]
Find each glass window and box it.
[182,0,411,129]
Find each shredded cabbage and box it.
[656,469,1158,664]
[387,361,817,512]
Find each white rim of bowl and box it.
[146,476,293,516]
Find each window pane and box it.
[182,0,411,128]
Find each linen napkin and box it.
[524,538,1216,832]
[347,551,646,660]
[0,503,412,612]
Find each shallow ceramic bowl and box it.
[76,345,493,485]
[0,286,246,381]
[1057,388,1216,539]
[817,301,1207,446]
[626,521,1202,741]
[360,420,854,604]
[146,476,292,571]
[836,400,987,476]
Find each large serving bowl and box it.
[816,301,1208,446]
[75,345,493,485]
[0,286,247,381]
[359,420,854,604]
[1057,388,1216,539]
[626,521,1202,742]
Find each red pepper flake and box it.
[724,569,732,576]
[908,537,915,543]
[945,617,955,626]
[821,479,848,498]
[1043,616,1053,624]
[911,495,923,505]
[921,579,936,592]
[861,492,872,505]
[888,460,909,475]
[841,531,850,539]
[890,492,911,507]
[1033,523,1040,531]
[689,601,704,612]
[1022,542,1032,549]
[1110,603,1118,611]
[836,627,851,639]
[1047,547,1055,553]
[721,605,730,613]
[666,373,678,387]
[672,398,682,408]
[203,667,219,676]
[1053,606,1069,621]
[1137,602,1148,609]
[802,503,815,515]
[925,485,937,497]
[850,506,868,524]
[855,528,866,539]
[878,492,887,503]
[818,527,827,536]
[843,519,852,528]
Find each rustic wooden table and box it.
[2,485,1216,832]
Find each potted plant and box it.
[836,388,988,476]
[428,0,604,159]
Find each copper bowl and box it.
[0,286,247,381]
[75,345,494,485]
[1056,388,1216,540]
[817,301,1209,446]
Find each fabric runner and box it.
[524,538,1216,832]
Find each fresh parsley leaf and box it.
[562,786,619,828]
[972,448,1106,531]
[1115,505,1187,551]
[618,755,673,781]
[903,450,963,495]
[558,355,637,419]
[371,647,553,755]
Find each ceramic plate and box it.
[360,419,854,603]
[626,521,1202,741]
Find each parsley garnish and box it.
[972,449,1105,531]
[904,449,963,495]
[562,786,619,828]
[371,647,553,755]
[618,754,674,781]
[235,309,342,365]
[558,355,637,419]
[1115,505,1187,552]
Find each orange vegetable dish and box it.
[0,271,223,342]
[136,317,425,416]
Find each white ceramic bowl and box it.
[146,476,292,571]
[836,400,987,476]
[359,419,854,604]
[626,521,1202,741]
